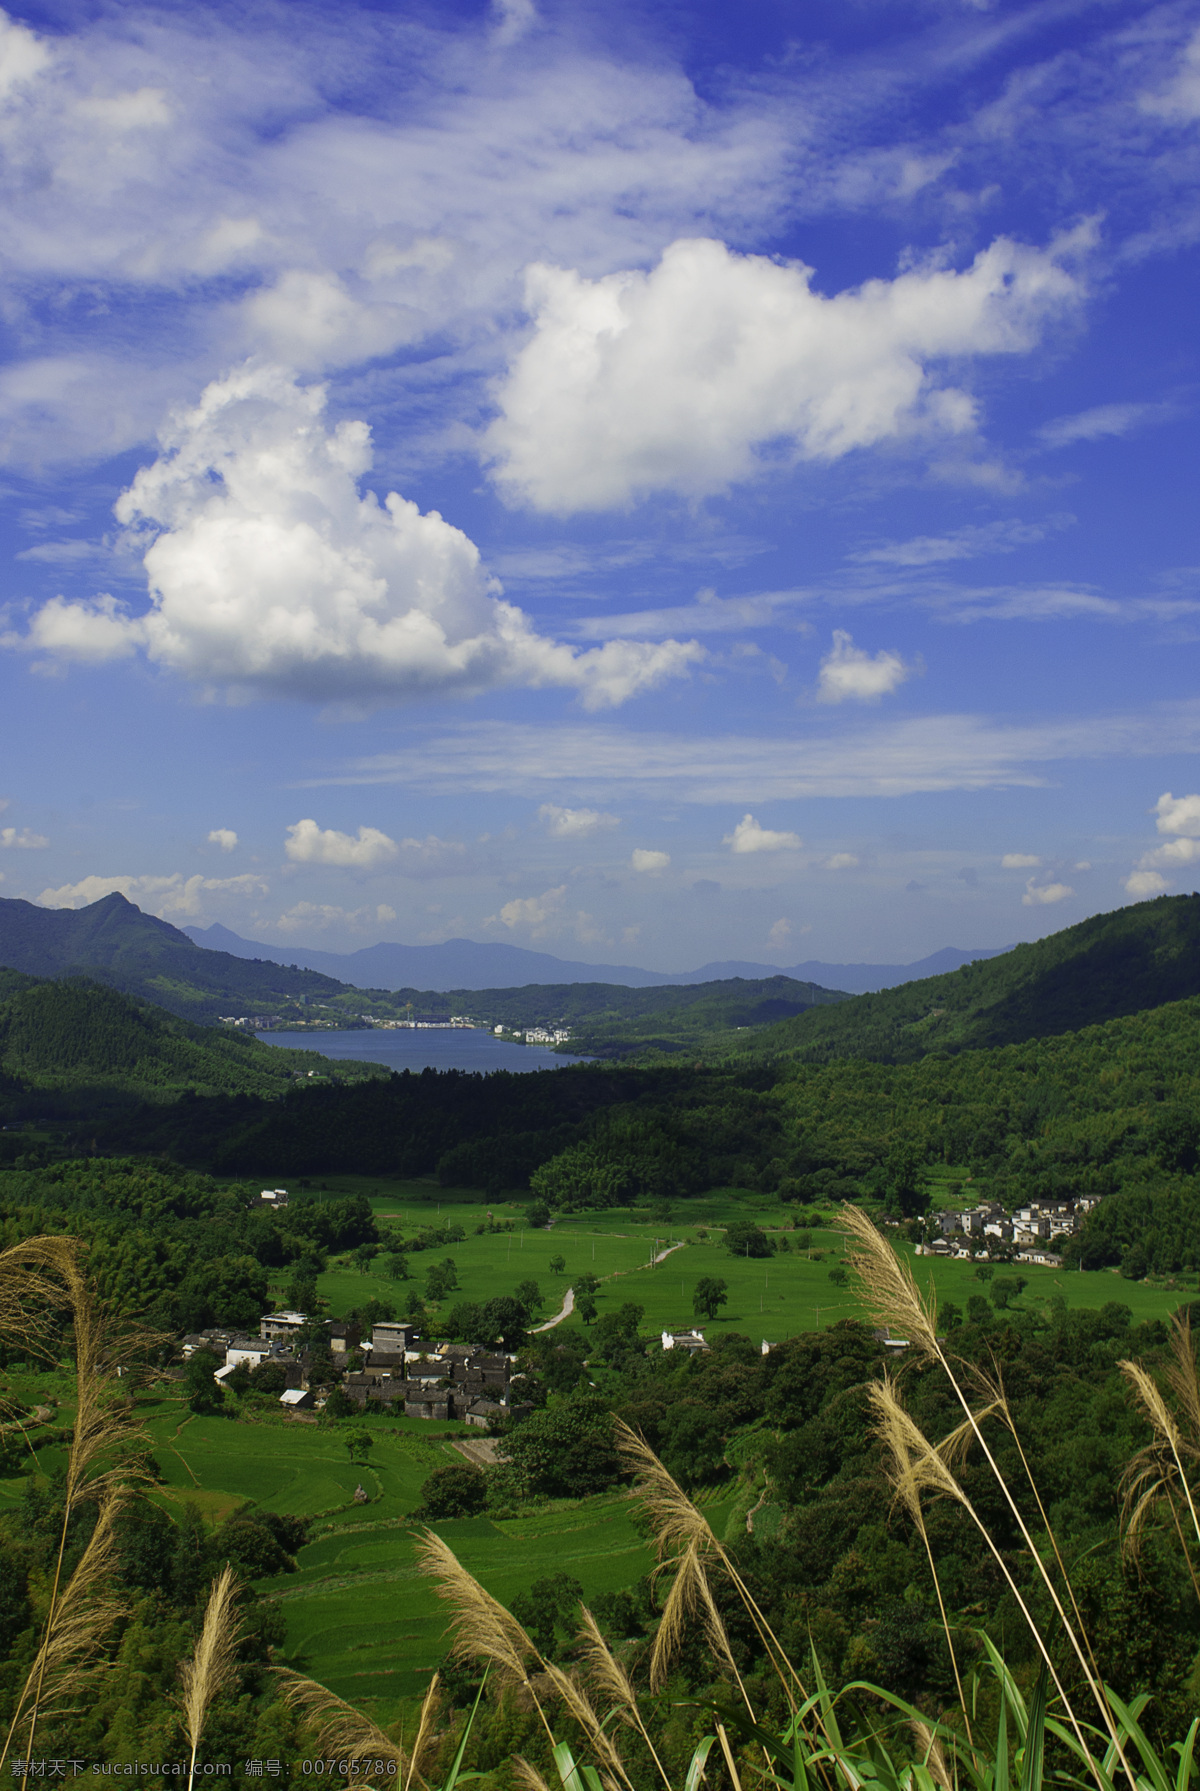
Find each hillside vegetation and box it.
[0,974,383,1123]
[743,891,1200,1062]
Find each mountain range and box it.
[182,921,1007,995]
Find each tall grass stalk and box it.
[180,1567,245,1790]
[841,1203,1138,1791]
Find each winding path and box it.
[531,1238,690,1332]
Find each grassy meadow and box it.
[298,1173,1197,1344]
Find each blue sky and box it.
[1,0,1199,972]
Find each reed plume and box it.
[0,1486,124,1767]
[614,1418,804,1703]
[577,1606,673,1791]
[276,1670,410,1782]
[1120,1315,1200,1574]
[843,1203,1138,1790]
[180,1567,245,1790]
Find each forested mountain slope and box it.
[742,893,1200,1063]
[0,975,381,1117]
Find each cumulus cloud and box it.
[8,366,700,709]
[724,813,802,854]
[1,827,48,848]
[488,233,1083,512]
[1022,878,1073,906]
[631,848,670,873]
[1154,791,1200,837]
[817,631,912,703]
[1124,869,1170,899]
[822,852,860,870]
[36,871,267,917]
[537,803,619,837]
[285,818,399,870]
[495,886,566,932]
[1001,853,1041,868]
[208,828,238,852]
[768,918,792,949]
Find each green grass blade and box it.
[685,1737,717,1791]
[441,1668,489,1791]
[1173,1718,1199,1791]
[1019,1665,1049,1791]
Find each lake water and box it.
[254,1027,591,1074]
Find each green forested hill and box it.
[0,975,383,1111]
[0,891,402,1023]
[740,892,1200,1063]
[469,974,847,1055]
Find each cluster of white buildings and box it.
[494,1024,573,1045]
[359,1014,476,1029]
[917,1193,1102,1267]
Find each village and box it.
[916,1192,1104,1268]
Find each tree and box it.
[324,1387,356,1418]
[384,1250,410,1281]
[404,1291,428,1325]
[549,1254,566,1275]
[417,1464,488,1519]
[499,1397,620,1499]
[883,1139,930,1219]
[525,1200,551,1229]
[576,1293,598,1325]
[184,1349,225,1416]
[345,1428,374,1465]
[693,1276,729,1321]
[510,1573,585,1659]
[725,1221,773,1259]
[975,1263,995,1285]
[425,1258,459,1302]
[481,1295,527,1350]
[828,1264,848,1287]
[991,1274,1027,1310]
[447,1301,487,1344]
[572,1274,600,1299]
[352,1242,377,1275]
[249,1360,288,1395]
[514,1279,545,1316]
[590,1303,645,1363]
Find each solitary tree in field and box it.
[692,1276,728,1321]
[549,1254,566,1275]
[352,1243,376,1275]
[384,1250,409,1281]
[345,1428,374,1465]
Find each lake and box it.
[254,1027,591,1074]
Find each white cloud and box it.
[852,516,1071,566]
[817,631,912,703]
[285,819,399,870]
[537,803,619,838]
[1142,26,1200,120]
[7,366,700,710]
[36,871,267,917]
[631,848,670,873]
[208,828,238,852]
[768,918,792,949]
[487,233,1083,512]
[1001,853,1041,868]
[822,852,859,871]
[724,813,802,854]
[1022,878,1074,906]
[1037,402,1172,450]
[491,885,567,938]
[1154,791,1200,837]
[1143,837,1200,869]
[0,827,48,849]
[1123,870,1170,899]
